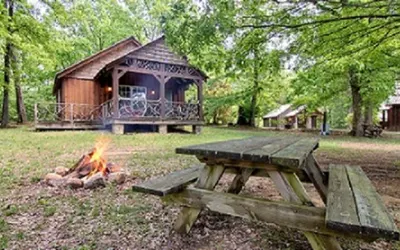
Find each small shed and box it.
[263,104,323,129]
[381,84,400,131]
[263,104,292,128]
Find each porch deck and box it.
[34,99,204,133]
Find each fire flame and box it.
[88,137,110,176]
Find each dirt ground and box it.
[1,128,400,250]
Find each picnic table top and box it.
[176,136,319,169]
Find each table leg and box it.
[268,171,342,250]
[227,168,254,194]
[303,154,328,203]
[174,164,225,233]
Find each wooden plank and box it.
[174,164,225,233]
[326,165,360,235]
[303,155,328,203]
[227,168,254,194]
[132,165,202,196]
[269,171,342,250]
[176,137,300,163]
[268,171,301,203]
[166,187,369,240]
[271,138,319,169]
[346,166,400,240]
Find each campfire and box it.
[44,138,126,189]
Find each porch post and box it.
[112,68,119,119]
[159,75,166,119]
[197,80,203,120]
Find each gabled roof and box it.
[102,36,207,79]
[387,84,400,105]
[55,36,142,80]
[263,104,292,119]
[285,105,306,117]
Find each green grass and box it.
[0,126,399,249]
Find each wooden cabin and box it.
[381,84,400,131]
[263,104,322,130]
[35,36,206,134]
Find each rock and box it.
[44,173,63,183]
[66,178,83,189]
[107,172,126,185]
[55,167,69,177]
[106,162,121,173]
[83,172,106,189]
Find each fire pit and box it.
[44,138,127,189]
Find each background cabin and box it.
[35,36,206,134]
[381,84,400,131]
[263,104,322,130]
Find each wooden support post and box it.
[34,103,38,125]
[174,164,225,233]
[303,154,328,203]
[227,168,254,194]
[268,170,342,250]
[192,125,201,134]
[112,68,119,119]
[70,103,74,125]
[159,75,166,119]
[197,80,203,120]
[293,116,298,129]
[112,123,124,134]
[159,125,167,134]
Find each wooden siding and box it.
[68,41,140,79]
[128,37,188,66]
[388,105,400,131]
[62,77,102,105]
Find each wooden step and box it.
[132,164,203,196]
[326,165,399,240]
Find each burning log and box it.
[44,138,126,189]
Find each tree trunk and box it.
[237,106,249,125]
[349,67,363,136]
[12,50,27,124]
[322,111,327,134]
[1,0,13,128]
[250,49,259,127]
[363,101,374,126]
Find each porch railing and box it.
[165,101,200,120]
[114,98,200,120]
[34,103,103,124]
[34,99,201,125]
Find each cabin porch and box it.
[35,69,205,134]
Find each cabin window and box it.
[119,85,147,99]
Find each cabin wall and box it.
[61,77,102,105]
[388,105,400,131]
[60,77,103,120]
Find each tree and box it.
[1,0,13,128]
[164,1,283,127]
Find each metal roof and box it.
[285,105,306,117]
[263,104,292,118]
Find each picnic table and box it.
[133,137,399,250]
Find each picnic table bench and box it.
[133,137,399,250]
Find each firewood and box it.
[83,172,106,189]
[64,155,93,179]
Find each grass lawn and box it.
[0,126,399,249]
